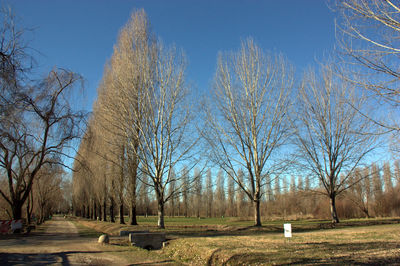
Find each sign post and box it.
[284,223,292,240]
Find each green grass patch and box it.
[127,215,255,226]
[71,220,103,238]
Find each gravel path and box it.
[0,217,129,265]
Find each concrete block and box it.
[129,232,166,250]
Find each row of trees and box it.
[157,160,400,220]
[73,0,400,228]
[73,159,400,221]
[72,10,199,229]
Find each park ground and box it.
[0,216,400,265]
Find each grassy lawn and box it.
[71,220,103,238]
[163,223,400,265]
[71,216,400,265]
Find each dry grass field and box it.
[72,217,400,265]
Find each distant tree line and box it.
[71,160,400,222]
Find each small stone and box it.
[98,234,109,244]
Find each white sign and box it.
[284,223,292,238]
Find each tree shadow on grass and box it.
[167,225,284,238]
[0,251,104,266]
[285,254,400,266]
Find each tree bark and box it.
[12,201,23,220]
[39,203,45,224]
[98,202,102,221]
[119,203,125,224]
[330,195,340,223]
[110,197,115,223]
[253,199,261,226]
[157,200,165,229]
[103,199,107,222]
[128,154,138,225]
[26,199,30,224]
[93,201,97,220]
[86,205,90,219]
[129,203,138,225]
[26,191,33,224]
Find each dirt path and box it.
[0,217,130,265]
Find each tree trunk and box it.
[330,195,340,223]
[157,200,165,229]
[184,197,188,218]
[38,203,45,224]
[110,197,115,223]
[103,199,107,222]
[93,201,97,220]
[12,201,23,220]
[90,202,93,219]
[128,151,138,225]
[253,199,261,226]
[26,198,30,224]
[171,199,175,217]
[26,191,33,224]
[129,203,138,225]
[119,203,125,224]
[87,205,90,219]
[98,202,102,221]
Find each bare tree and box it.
[205,169,213,218]
[138,174,150,217]
[34,164,63,224]
[194,168,203,218]
[133,42,198,229]
[215,170,226,217]
[383,162,394,193]
[0,69,84,220]
[92,9,157,225]
[0,7,85,220]
[293,63,377,223]
[371,162,384,215]
[167,168,176,217]
[336,0,400,131]
[74,116,111,222]
[72,141,91,218]
[394,160,400,185]
[204,38,293,226]
[0,7,33,120]
[235,169,245,218]
[345,167,371,218]
[227,175,235,217]
[60,178,73,215]
[72,122,97,220]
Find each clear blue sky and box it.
[5,0,337,111]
